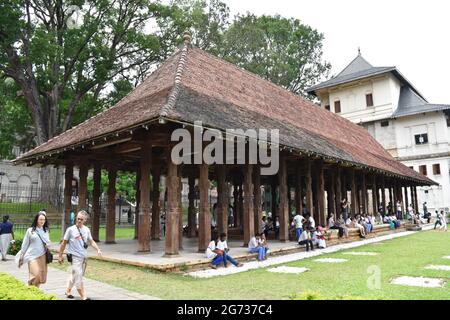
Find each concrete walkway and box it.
[0,257,159,300]
[186,224,435,278]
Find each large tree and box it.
[221,14,331,97]
[0,0,173,202]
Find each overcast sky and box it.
[223,0,450,103]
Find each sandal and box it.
[65,293,74,299]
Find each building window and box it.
[325,105,330,111]
[380,120,389,127]
[366,93,374,107]
[414,133,428,145]
[433,164,441,175]
[334,100,341,113]
[409,166,414,170]
[419,165,427,176]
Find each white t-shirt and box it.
[308,216,316,229]
[292,215,304,229]
[63,225,93,258]
[206,240,217,259]
[216,240,228,251]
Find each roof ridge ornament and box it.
[358,47,361,55]
[183,30,192,46]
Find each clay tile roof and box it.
[15,42,434,185]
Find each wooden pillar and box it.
[178,168,183,250]
[187,170,196,238]
[233,182,239,228]
[243,164,254,246]
[106,167,117,244]
[305,159,313,217]
[328,170,336,219]
[350,169,357,217]
[78,162,89,212]
[413,185,419,214]
[92,163,101,242]
[134,170,141,239]
[164,159,180,256]
[63,164,73,233]
[217,165,228,235]
[198,163,211,252]
[238,184,244,229]
[253,165,262,234]
[271,177,277,223]
[404,185,409,212]
[341,170,347,201]
[295,165,303,215]
[137,144,152,251]
[372,175,378,216]
[315,160,325,226]
[335,167,342,220]
[278,156,289,242]
[389,185,394,214]
[151,166,161,240]
[361,172,367,214]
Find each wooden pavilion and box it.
[14,33,435,257]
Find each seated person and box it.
[258,233,269,257]
[248,234,266,261]
[298,215,314,252]
[216,233,243,268]
[352,217,366,238]
[206,238,224,269]
[313,225,327,249]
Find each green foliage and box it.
[222,14,331,97]
[289,290,361,300]
[0,273,56,300]
[87,171,136,202]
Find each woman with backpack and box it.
[15,212,50,287]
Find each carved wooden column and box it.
[315,160,325,226]
[413,185,419,215]
[372,174,378,215]
[278,156,289,242]
[217,165,228,235]
[335,167,342,220]
[137,144,152,251]
[361,172,367,214]
[63,163,73,233]
[134,170,141,240]
[187,170,196,238]
[151,165,161,240]
[253,165,262,235]
[198,163,211,252]
[164,158,180,256]
[404,185,409,213]
[178,167,183,250]
[92,163,101,242]
[232,182,239,228]
[271,177,277,224]
[78,162,89,212]
[295,165,303,215]
[106,167,117,244]
[328,169,336,219]
[350,169,357,217]
[243,164,254,246]
[305,159,313,217]
[381,176,386,215]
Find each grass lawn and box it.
[53,229,450,300]
[14,226,135,243]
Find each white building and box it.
[307,52,450,214]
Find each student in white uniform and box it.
[216,233,243,267]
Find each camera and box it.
[83,243,88,249]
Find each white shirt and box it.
[308,216,316,229]
[20,227,50,264]
[216,240,228,251]
[248,237,258,250]
[63,225,93,258]
[292,215,304,229]
[206,240,217,259]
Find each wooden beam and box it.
[63,164,73,233]
[106,167,117,244]
[92,163,101,242]
[278,156,289,242]
[165,158,180,256]
[243,164,255,246]
[198,163,211,252]
[151,165,161,240]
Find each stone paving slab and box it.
[390,276,446,288]
[0,258,159,300]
